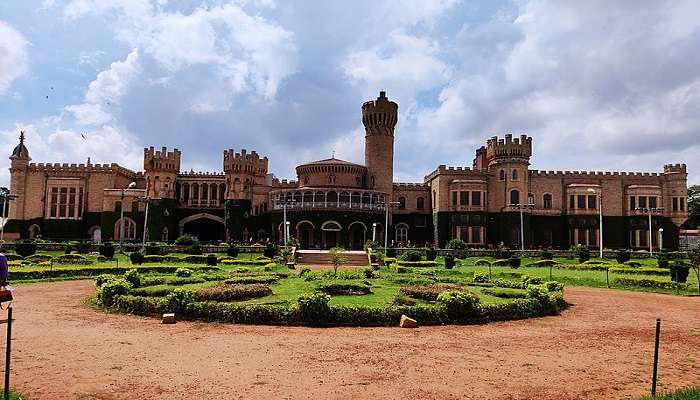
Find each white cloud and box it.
[0,21,29,95]
[66,48,141,125]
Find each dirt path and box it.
[6,281,700,399]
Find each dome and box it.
[296,156,367,189]
[11,132,29,159]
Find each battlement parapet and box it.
[144,146,181,172]
[28,162,137,177]
[486,134,532,163]
[664,163,687,174]
[177,171,225,178]
[393,182,429,190]
[223,148,269,175]
[362,91,398,136]
[529,169,662,178]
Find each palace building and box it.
[4,91,691,250]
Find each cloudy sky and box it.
[0,0,698,187]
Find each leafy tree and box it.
[689,185,700,216]
[329,247,347,275]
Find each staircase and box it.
[296,250,369,267]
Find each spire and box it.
[11,130,30,159]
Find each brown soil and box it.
[7,281,700,399]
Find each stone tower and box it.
[223,149,268,200]
[363,91,398,195]
[485,134,532,208]
[144,146,181,199]
[8,131,31,219]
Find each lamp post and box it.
[587,188,603,259]
[509,203,533,251]
[372,222,377,242]
[119,182,137,252]
[635,207,664,256]
[658,227,664,251]
[279,196,296,246]
[380,201,401,251]
[0,188,17,250]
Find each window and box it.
[569,195,575,210]
[499,170,505,181]
[649,196,657,209]
[59,188,67,218]
[471,191,481,206]
[471,226,482,244]
[639,229,648,247]
[114,201,122,213]
[452,191,457,206]
[510,189,520,205]
[577,195,586,209]
[638,196,647,208]
[587,195,597,209]
[588,228,597,246]
[50,188,58,218]
[328,174,336,184]
[114,217,137,240]
[131,200,139,214]
[543,230,553,245]
[398,197,406,209]
[395,223,408,243]
[673,197,679,212]
[416,197,424,210]
[459,191,468,205]
[680,198,686,211]
[543,194,553,209]
[512,169,518,181]
[68,188,76,217]
[527,193,535,206]
[630,196,636,210]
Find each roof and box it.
[11,131,29,158]
[297,157,365,169]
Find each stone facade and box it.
[4,92,691,250]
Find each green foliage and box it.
[206,253,218,266]
[539,250,553,260]
[526,285,551,302]
[129,251,145,265]
[297,292,331,325]
[123,269,141,288]
[508,256,521,268]
[656,249,669,268]
[615,249,631,264]
[15,240,37,257]
[525,259,555,267]
[400,284,461,301]
[175,234,199,247]
[96,278,132,307]
[613,276,687,290]
[182,255,207,264]
[437,291,480,320]
[688,184,700,216]
[75,241,92,254]
[11,265,217,280]
[316,282,372,296]
[363,240,379,251]
[175,267,193,277]
[481,287,528,299]
[544,281,564,292]
[444,255,455,269]
[196,283,272,302]
[99,242,115,259]
[385,246,397,258]
[638,387,700,400]
[425,247,437,261]
[445,239,468,250]
[400,250,423,262]
[225,276,279,285]
[144,242,163,256]
[473,272,490,283]
[669,261,691,283]
[474,259,491,266]
[94,274,115,287]
[609,267,669,276]
[165,288,195,313]
[623,261,642,268]
[555,263,608,271]
[226,246,239,258]
[188,242,202,255]
[494,247,513,260]
[396,260,439,267]
[55,253,94,265]
[363,268,375,279]
[263,243,277,258]
[329,247,347,274]
[522,276,543,286]
[573,245,590,263]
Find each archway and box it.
[88,225,102,243]
[348,222,367,250]
[296,220,315,249]
[179,213,225,242]
[28,224,41,240]
[321,221,341,249]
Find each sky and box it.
[0,0,698,187]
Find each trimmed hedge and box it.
[55,254,94,265]
[555,264,608,271]
[481,287,528,299]
[10,265,219,280]
[220,258,272,266]
[400,284,462,301]
[225,276,279,285]
[396,260,438,268]
[196,284,272,302]
[613,277,687,290]
[316,282,372,296]
[609,267,669,276]
[525,259,555,267]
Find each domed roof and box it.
[11,131,29,159]
[297,157,364,169]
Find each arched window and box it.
[510,189,520,205]
[114,217,137,240]
[328,174,336,184]
[395,223,409,243]
[114,201,122,213]
[499,170,505,181]
[131,200,139,214]
[398,196,406,209]
[512,169,518,181]
[527,192,535,206]
[416,197,425,209]
[543,193,553,209]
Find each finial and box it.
[87,157,91,165]
[331,150,335,159]
[19,130,25,145]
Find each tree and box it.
[329,247,347,275]
[689,185,700,217]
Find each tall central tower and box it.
[363,91,398,195]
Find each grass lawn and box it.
[638,387,700,399]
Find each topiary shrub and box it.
[445,239,467,250]
[508,256,521,269]
[494,247,513,260]
[316,282,371,296]
[400,284,462,301]
[437,291,480,320]
[544,281,564,292]
[124,269,141,288]
[425,247,437,261]
[188,242,202,255]
[64,243,73,254]
[444,254,455,269]
[669,261,690,283]
[526,285,550,302]
[656,250,669,268]
[297,292,331,325]
[385,246,397,258]
[175,234,199,247]
[363,240,379,251]
[473,272,490,283]
[206,253,218,266]
[129,251,144,265]
[263,243,277,259]
[400,250,422,262]
[144,242,163,256]
[94,274,115,287]
[363,268,375,279]
[196,283,272,302]
[575,245,590,263]
[54,253,94,265]
[540,250,553,260]
[616,249,631,264]
[99,242,115,259]
[227,245,239,258]
[75,241,92,254]
[96,278,132,307]
[15,240,37,257]
[175,267,193,278]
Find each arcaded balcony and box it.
[269,189,387,212]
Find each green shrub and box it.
[263,243,277,259]
[522,276,543,286]
[540,250,553,260]
[226,246,239,258]
[613,276,687,290]
[616,249,631,264]
[297,292,331,325]
[26,254,53,263]
[609,267,669,276]
[385,247,397,258]
[225,276,279,285]
[555,263,608,271]
[175,234,199,247]
[396,260,438,267]
[10,265,217,280]
[55,253,94,265]
[669,261,690,283]
[508,256,521,268]
[15,240,37,257]
[182,255,207,264]
[64,243,73,254]
[526,285,550,302]
[494,247,513,260]
[400,250,423,262]
[220,258,271,266]
[363,240,379,251]
[363,268,375,279]
[142,254,182,263]
[492,259,510,267]
[206,253,218,266]
[196,284,272,302]
[482,287,528,299]
[437,291,480,320]
[492,279,525,289]
[444,255,455,269]
[99,242,115,259]
[445,239,468,250]
[474,259,491,266]
[317,282,371,296]
[623,261,642,268]
[574,245,590,263]
[400,284,461,301]
[123,269,141,288]
[144,242,163,256]
[473,272,490,283]
[129,251,145,265]
[96,278,132,307]
[94,274,115,287]
[525,259,555,267]
[75,241,92,254]
[175,267,193,277]
[382,257,397,266]
[544,281,564,292]
[425,248,437,261]
[165,288,195,313]
[188,243,202,255]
